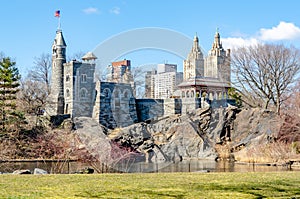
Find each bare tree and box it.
[28,53,51,91]
[67,51,85,62]
[18,79,49,114]
[231,44,300,114]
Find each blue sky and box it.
[1,0,300,76]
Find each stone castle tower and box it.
[48,29,67,115]
[183,34,204,80]
[63,52,97,117]
[204,30,231,82]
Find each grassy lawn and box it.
[0,172,299,198]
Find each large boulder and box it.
[73,117,112,163]
[13,169,31,175]
[33,168,48,175]
[109,106,239,162]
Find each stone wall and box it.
[181,98,201,114]
[135,99,164,122]
[135,98,235,123]
[95,82,138,129]
[163,98,182,116]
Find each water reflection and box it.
[1,160,299,174]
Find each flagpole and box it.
[58,16,61,30]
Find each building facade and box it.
[178,30,231,102]
[147,64,183,99]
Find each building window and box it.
[66,75,70,82]
[66,89,70,97]
[123,90,129,99]
[80,88,87,98]
[81,74,87,83]
[103,88,111,98]
[65,104,69,114]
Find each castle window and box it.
[81,74,87,83]
[80,88,88,98]
[103,88,111,98]
[66,75,70,82]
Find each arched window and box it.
[80,88,88,98]
[103,88,111,98]
[114,89,120,99]
[182,91,185,98]
[66,75,70,82]
[186,91,190,98]
[191,91,194,98]
[66,89,70,97]
[123,90,130,99]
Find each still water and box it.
[0,160,298,174]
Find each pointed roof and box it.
[82,52,97,61]
[212,29,222,49]
[208,29,227,57]
[54,29,67,47]
[187,33,203,60]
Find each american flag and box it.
[55,10,60,17]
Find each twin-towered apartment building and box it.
[145,32,231,101]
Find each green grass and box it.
[0,172,300,198]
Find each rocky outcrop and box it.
[230,108,283,161]
[73,117,112,163]
[231,108,282,149]
[109,106,239,162]
[72,107,286,164]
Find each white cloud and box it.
[222,37,259,49]
[83,7,99,15]
[110,7,120,15]
[221,21,300,49]
[259,21,300,41]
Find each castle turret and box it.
[183,34,204,80]
[49,29,67,115]
[204,29,231,82]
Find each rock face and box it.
[109,106,239,162]
[73,117,112,163]
[231,108,281,147]
[230,108,282,161]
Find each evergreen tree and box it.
[0,57,24,135]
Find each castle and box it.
[46,28,233,129]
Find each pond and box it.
[0,160,298,174]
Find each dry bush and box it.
[31,129,75,160]
[215,142,234,161]
[235,141,299,163]
[73,139,140,173]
